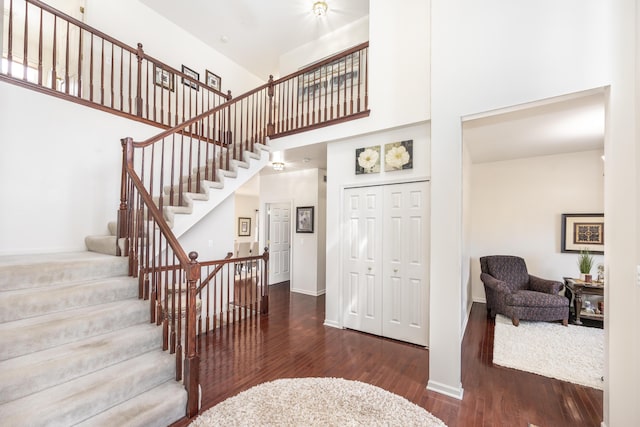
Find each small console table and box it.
[563,277,604,325]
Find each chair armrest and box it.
[529,275,564,294]
[480,273,511,294]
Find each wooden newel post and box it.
[117,137,134,257]
[261,247,269,315]
[266,75,275,137]
[135,43,144,117]
[184,251,200,418]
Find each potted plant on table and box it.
[577,248,594,282]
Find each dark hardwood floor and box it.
[171,282,602,427]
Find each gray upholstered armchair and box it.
[480,255,569,326]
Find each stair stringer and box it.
[165,143,270,239]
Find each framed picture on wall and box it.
[238,217,251,237]
[181,65,200,90]
[296,206,314,233]
[154,65,174,91]
[561,213,604,254]
[205,70,222,91]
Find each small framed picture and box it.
[154,65,174,91]
[238,217,251,237]
[205,70,222,91]
[296,206,314,233]
[181,65,200,91]
[561,213,604,254]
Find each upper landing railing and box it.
[1,0,230,127]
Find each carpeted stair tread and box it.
[0,323,162,404]
[0,299,147,361]
[0,251,128,290]
[75,379,188,427]
[0,276,138,323]
[0,350,176,426]
[84,234,127,257]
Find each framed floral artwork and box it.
[384,140,413,171]
[355,145,380,174]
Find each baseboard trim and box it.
[290,288,326,297]
[426,380,464,400]
[472,296,487,304]
[323,319,341,329]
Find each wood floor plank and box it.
[170,282,602,427]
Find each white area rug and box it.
[493,314,604,389]
[190,377,447,426]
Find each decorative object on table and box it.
[181,64,200,90]
[205,70,221,91]
[596,263,605,283]
[238,217,251,237]
[577,248,594,282]
[384,140,413,171]
[479,255,569,327]
[153,65,174,91]
[355,145,380,174]
[189,377,447,427]
[563,277,604,325]
[561,213,604,254]
[493,314,604,390]
[296,206,314,233]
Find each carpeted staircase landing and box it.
[0,251,187,426]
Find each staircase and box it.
[85,142,270,256]
[0,252,187,426]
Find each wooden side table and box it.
[563,277,604,325]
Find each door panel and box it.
[342,187,382,335]
[268,203,291,284]
[382,182,429,346]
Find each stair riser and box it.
[0,278,138,323]
[1,352,177,427]
[0,254,128,291]
[0,325,163,404]
[0,301,149,361]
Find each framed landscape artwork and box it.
[561,213,604,254]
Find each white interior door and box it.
[382,182,429,346]
[342,186,383,335]
[267,203,291,285]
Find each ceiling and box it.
[138,1,605,187]
[140,0,370,79]
[464,89,606,164]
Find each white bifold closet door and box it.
[342,181,429,346]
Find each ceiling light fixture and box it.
[272,161,285,171]
[312,1,328,17]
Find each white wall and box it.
[178,195,234,261]
[234,194,259,244]
[469,150,604,302]
[605,1,640,425]
[0,80,160,255]
[259,168,323,296]
[325,121,431,327]
[270,0,429,155]
[278,16,369,77]
[429,0,611,399]
[84,0,265,95]
[317,170,327,295]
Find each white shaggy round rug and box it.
[189,377,447,426]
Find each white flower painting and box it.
[384,140,413,171]
[355,145,380,174]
